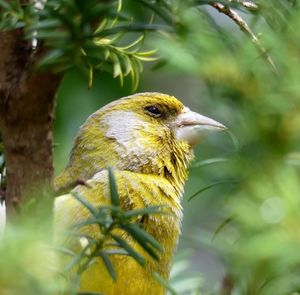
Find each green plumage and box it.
[54,92,224,294]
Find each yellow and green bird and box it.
[54,92,225,295]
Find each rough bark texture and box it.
[0,29,62,215]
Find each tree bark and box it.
[0,29,62,216]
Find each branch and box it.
[229,0,258,11]
[211,2,278,75]
[0,28,62,215]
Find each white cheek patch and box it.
[102,111,156,160]
[104,110,146,146]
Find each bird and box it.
[54,92,225,295]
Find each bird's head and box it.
[55,93,225,192]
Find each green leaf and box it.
[103,249,128,256]
[95,24,172,38]
[111,234,145,265]
[69,273,81,295]
[108,167,119,207]
[191,157,229,168]
[211,216,234,241]
[72,217,100,229]
[104,48,110,60]
[133,0,175,25]
[71,192,98,217]
[118,34,145,50]
[88,65,93,89]
[37,49,65,68]
[135,55,158,62]
[0,0,11,10]
[123,206,164,219]
[133,57,143,72]
[130,58,140,91]
[51,245,76,257]
[153,272,178,295]
[94,18,109,34]
[64,245,90,273]
[121,223,162,261]
[81,2,118,23]
[35,30,69,40]
[135,48,158,56]
[151,59,168,71]
[29,19,61,30]
[119,54,132,76]
[98,251,117,281]
[110,52,123,85]
[188,180,238,201]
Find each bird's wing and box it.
[54,168,181,244]
[54,169,182,294]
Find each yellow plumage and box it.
[54,92,225,294]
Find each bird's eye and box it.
[145,106,162,118]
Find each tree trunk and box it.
[0,29,62,216]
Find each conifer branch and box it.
[211,2,278,75]
[229,0,258,11]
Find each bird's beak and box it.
[172,107,226,146]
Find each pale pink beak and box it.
[172,107,226,145]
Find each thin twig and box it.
[211,2,278,75]
[229,0,258,11]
